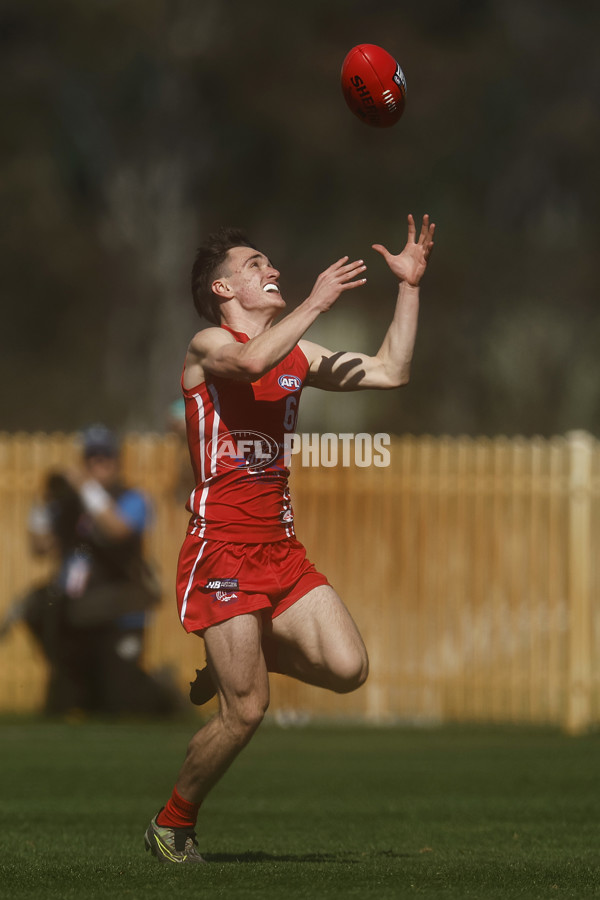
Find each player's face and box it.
[218,246,284,314]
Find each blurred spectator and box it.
[166,398,187,439]
[1,425,179,716]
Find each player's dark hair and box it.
[191,227,257,324]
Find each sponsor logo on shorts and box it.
[278,374,302,392]
[213,591,238,604]
[207,430,279,471]
[204,578,239,591]
[280,508,294,524]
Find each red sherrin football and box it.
[341,44,407,128]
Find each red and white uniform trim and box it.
[181,326,309,544]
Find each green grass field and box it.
[1,715,599,899]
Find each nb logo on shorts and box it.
[205,578,239,591]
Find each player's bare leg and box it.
[146,612,269,863]
[267,584,369,693]
[189,585,367,704]
[177,611,269,803]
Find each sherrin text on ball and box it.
[341,43,407,127]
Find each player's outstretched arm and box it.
[185,257,367,386]
[302,214,435,391]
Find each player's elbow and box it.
[239,354,267,382]
[372,353,411,389]
[395,369,411,388]
[380,366,410,389]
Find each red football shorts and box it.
[176,535,329,633]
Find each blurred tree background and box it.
[1,0,598,437]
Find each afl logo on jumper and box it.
[278,374,302,392]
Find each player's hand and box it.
[306,257,367,312]
[372,214,435,286]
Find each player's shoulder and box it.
[189,326,235,356]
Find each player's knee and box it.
[331,647,369,694]
[224,689,269,741]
